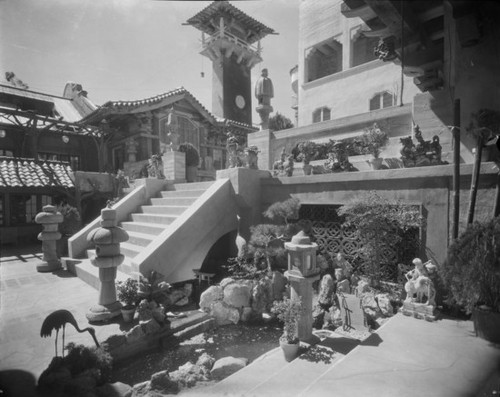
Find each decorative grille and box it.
[299,204,421,283]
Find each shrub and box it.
[178,142,200,167]
[338,191,424,286]
[64,342,113,385]
[439,217,500,313]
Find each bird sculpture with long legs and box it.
[40,309,100,357]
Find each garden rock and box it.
[175,297,189,307]
[220,277,235,289]
[375,293,394,317]
[141,318,162,335]
[137,299,153,322]
[356,280,371,295]
[223,283,252,308]
[210,356,249,380]
[240,306,253,322]
[318,275,336,307]
[126,323,146,343]
[337,279,351,294]
[183,283,193,298]
[169,289,187,305]
[199,286,223,311]
[196,352,215,371]
[96,382,132,397]
[271,271,287,300]
[169,361,209,388]
[150,370,179,393]
[211,301,240,325]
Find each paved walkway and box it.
[2,244,500,397]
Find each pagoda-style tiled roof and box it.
[185,1,276,44]
[80,87,216,124]
[0,157,74,188]
[80,86,257,132]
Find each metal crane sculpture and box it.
[40,309,100,357]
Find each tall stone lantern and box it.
[284,230,320,342]
[35,205,63,273]
[86,207,129,322]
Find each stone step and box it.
[160,189,206,198]
[130,213,177,225]
[121,221,168,235]
[126,230,156,247]
[120,241,145,259]
[65,259,131,290]
[150,197,198,206]
[170,181,214,190]
[140,205,187,216]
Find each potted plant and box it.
[362,123,389,170]
[297,141,317,175]
[439,217,500,343]
[179,142,200,182]
[271,297,303,361]
[56,202,81,257]
[116,277,139,322]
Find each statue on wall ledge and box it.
[226,132,243,168]
[400,124,447,167]
[255,68,274,130]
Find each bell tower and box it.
[185,1,276,125]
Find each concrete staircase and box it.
[67,181,220,288]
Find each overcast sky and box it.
[0,0,299,124]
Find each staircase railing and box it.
[68,178,170,259]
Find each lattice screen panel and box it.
[299,204,421,283]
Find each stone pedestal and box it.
[285,271,320,343]
[163,151,186,182]
[256,104,273,131]
[86,208,129,322]
[35,205,63,272]
[401,301,436,321]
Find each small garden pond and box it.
[111,321,284,386]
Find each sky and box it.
[0,0,300,125]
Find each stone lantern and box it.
[284,230,320,342]
[285,230,319,278]
[86,207,129,322]
[35,205,63,273]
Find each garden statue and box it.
[244,145,259,170]
[114,169,129,198]
[400,136,416,167]
[255,68,274,130]
[333,253,353,281]
[147,154,165,179]
[226,132,242,168]
[400,126,446,168]
[401,258,437,321]
[272,148,286,176]
[285,154,294,177]
[324,142,354,173]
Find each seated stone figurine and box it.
[404,258,436,306]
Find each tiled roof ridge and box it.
[0,83,71,101]
[101,86,188,108]
[0,156,72,166]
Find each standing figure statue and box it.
[255,68,274,106]
[255,68,274,130]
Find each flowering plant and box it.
[271,297,303,344]
[362,123,389,158]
